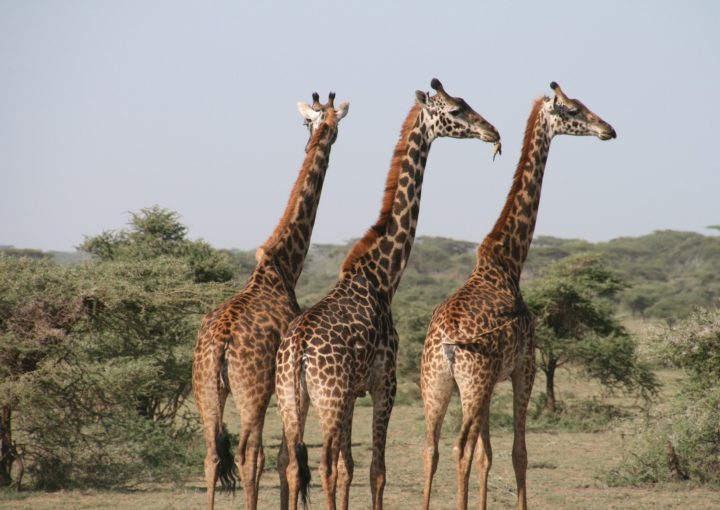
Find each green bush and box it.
[608,309,720,485]
[0,208,234,489]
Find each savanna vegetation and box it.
[1,207,719,508]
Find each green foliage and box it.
[526,255,658,413]
[80,205,233,283]
[526,231,720,318]
[0,207,235,489]
[596,231,720,317]
[8,357,196,489]
[655,308,720,381]
[608,309,720,485]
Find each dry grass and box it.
[2,368,718,509]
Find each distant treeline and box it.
[8,229,719,320]
[216,230,720,321]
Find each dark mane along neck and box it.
[257,109,337,285]
[340,103,421,273]
[478,97,548,276]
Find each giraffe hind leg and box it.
[194,346,233,509]
[337,398,355,510]
[234,394,272,510]
[277,371,311,510]
[420,349,455,510]
[474,403,492,510]
[455,374,494,510]
[317,410,345,510]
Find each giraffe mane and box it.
[340,103,421,272]
[257,108,337,261]
[480,96,546,252]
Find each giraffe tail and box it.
[296,442,311,508]
[216,423,238,493]
[292,337,311,509]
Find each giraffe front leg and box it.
[511,354,536,510]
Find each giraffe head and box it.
[544,82,617,140]
[415,78,500,144]
[297,92,349,152]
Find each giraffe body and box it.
[192,93,348,510]
[420,82,616,510]
[275,79,500,510]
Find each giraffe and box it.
[191,91,349,510]
[275,79,501,510]
[419,82,617,510]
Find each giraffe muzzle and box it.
[598,127,617,141]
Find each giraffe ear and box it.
[336,101,350,121]
[297,102,321,122]
[415,90,428,106]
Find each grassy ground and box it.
[2,369,718,509]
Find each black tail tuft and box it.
[216,425,238,494]
[296,442,311,509]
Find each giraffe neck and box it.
[340,104,430,301]
[479,99,551,282]
[257,110,338,287]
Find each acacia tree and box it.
[0,207,235,489]
[525,255,658,414]
[79,205,233,283]
[0,258,85,488]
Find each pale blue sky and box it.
[1,1,718,252]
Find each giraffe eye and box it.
[449,108,463,116]
[567,108,580,116]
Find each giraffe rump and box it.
[215,424,238,493]
[340,103,421,272]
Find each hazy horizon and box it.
[4,227,719,255]
[2,1,719,252]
